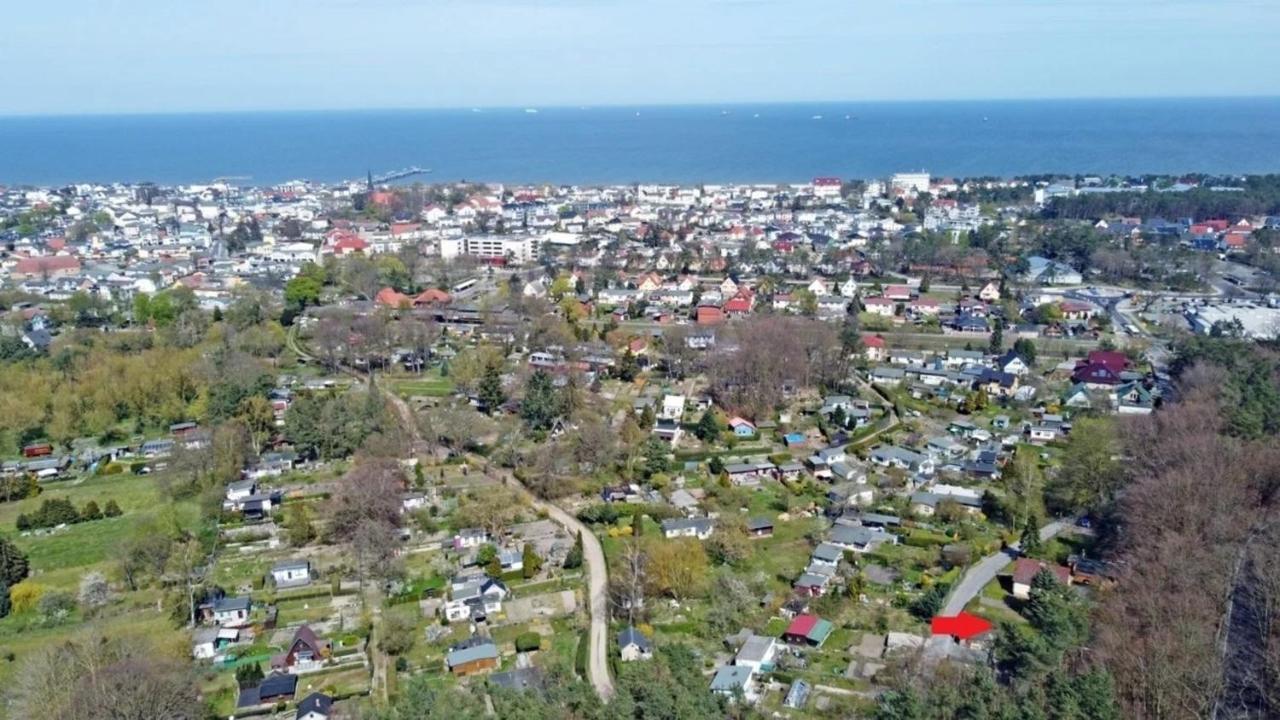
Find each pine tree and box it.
[0,581,10,619]
[0,538,30,588]
[478,362,506,414]
[564,532,584,570]
[1020,515,1043,557]
[521,543,542,579]
[694,409,722,441]
[988,321,1004,355]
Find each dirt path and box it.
[292,327,614,701]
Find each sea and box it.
[2,97,1279,187]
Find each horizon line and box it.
[2,93,1278,120]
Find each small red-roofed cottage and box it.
[1010,558,1071,599]
[12,255,81,279]
[861,334,887,362]
[413,288,452,306]
[723,294,753,316]
[884,285,913,301]
[375,287,413,308]
[696,306,725,325]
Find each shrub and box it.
[103,499,123,517]
[18,497,81,530]
[514,632,542,652]
[37,591,75,622]
[9,581,45,614]
[80,501,102,521]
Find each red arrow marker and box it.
[930,612,993,640]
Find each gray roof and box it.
[735,635,775,664]
[811,543,844,563]
[618,626,652,651]
[446,640,499,667]
[710,665,753,692]
[830,524,890,547]
[661,517,714,533]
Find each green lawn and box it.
[0,471,165,528]
[386,370,455,398]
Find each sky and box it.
[2,0,1278,115]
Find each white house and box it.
[660,394,687,421]
[618,627,653,662]
[270,560,312,589]
[661,517,715,540]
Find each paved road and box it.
[941,520,1069,616]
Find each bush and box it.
[103,499,123,517]
[98,462,125,476]
[80,501,102,521]
[37,591,75,623]
[18,497,81,531]
[514,632,542,652]
[9,581,45,614]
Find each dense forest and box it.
[1044,175,1280,220]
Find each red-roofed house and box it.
[1084,350,1130,374]
[863,297,896,317]
[782,614,834,646]
[813,177,843,199]
[1058,300,1097,321]
[1010,558,1071,599]
[12,255,81,279]
[413,288,452,306]
[861,334,887,362]
[322,231,368,257]
[270,625,332,673]
[723,294,754,315]
[884,285,913,302]
[908,298,940,316]
[375,288,413,308]
[369,191,398,208]
[696,306,725,325]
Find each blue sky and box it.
[2,0,1277,115]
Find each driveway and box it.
[941,519,1069,616]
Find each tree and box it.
[708,455,725,477]
[564,532,584,570]
[705,520,751,566]
[520,370,560,430]
[103,499,123,517]
[988,320,1004,355]
[381,611,417,656]
[8,635,198,719]
[643,538,709,599]
[80,500,102,521]
[286,503,316,546]
[1045,417,1122,514]
[1012,337,1038,366]
[693,409,722,442]
[235,662,264,687]
[78,571,111,610]
[478,361,506,413]
[1020,514,1043,558]
[0,538,30,587]
[616,348,640,382]
[521,543,543,579]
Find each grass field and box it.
[386,369,455,398]
[1,472,199,586]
